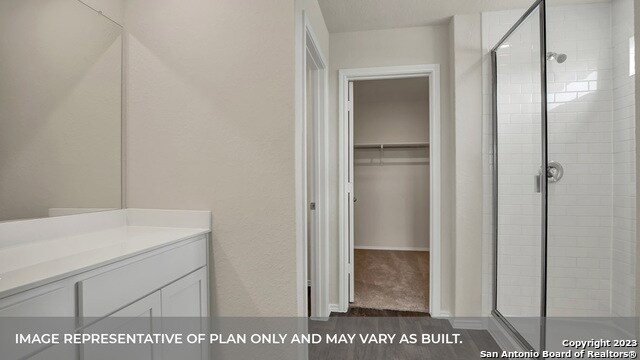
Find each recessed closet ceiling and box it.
[318,0,611,33]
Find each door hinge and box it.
[347,101,353,112]
[310,202,316,211]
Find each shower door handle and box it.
[535,161,564,193]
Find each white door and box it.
[306,62,318,316]
[347,81,355,303]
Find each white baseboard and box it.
[329,304,343,314]
[432,310,451,318]
[449,318,487,330]
[354,245,429,251]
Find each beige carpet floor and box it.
[353,249,429,313]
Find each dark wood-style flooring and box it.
[311,311,502,359]
[332,306,431,317]
[307,251,501,359]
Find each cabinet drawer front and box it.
[78,237,206,319]
[0,284,74,317]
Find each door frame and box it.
[295,12,330,318]
[337,65,442,316]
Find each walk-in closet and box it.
[351,77,430,314]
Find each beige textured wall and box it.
[635,0,640,317]
[451,14,483,317]
[124,0,297,316]
[80,0,124,25]
[353,78,430,250]
[0,0,122,222]
[329,26,454,313]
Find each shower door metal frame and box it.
[491,0,548,352]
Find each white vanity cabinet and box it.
[161,268,210,360]
[81,268,210,360]
[83,291,164,360]
[0,283,75,317]
[162,267,209,318]
[0,230,210,360]
[27,344,76,360]
[0,285,76,360]
[77,236,208,320]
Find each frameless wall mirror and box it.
[0,0,123,222]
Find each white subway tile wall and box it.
[611,0,636,317]
[481,0,636,318]
[546,3,614,317]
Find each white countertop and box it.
[0,209,211,299]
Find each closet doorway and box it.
[353,78,430,314]
[338,65,442,316]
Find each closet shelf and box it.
[354,142,429,149]
[354,142,429,166]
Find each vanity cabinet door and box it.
[161,267,208,360]
[0,284,75,360]
[82,291,162,360]
[161,267,208,318]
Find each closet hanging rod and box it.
[354,142,429,149]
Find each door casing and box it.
[295,11,330,319]
[337,65,442,316]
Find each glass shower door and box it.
[492,1,546,351]
[493,0,637,351]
